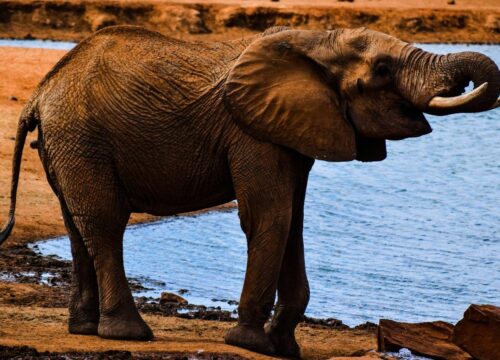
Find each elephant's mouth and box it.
[355,136,387,162]
[344,101,431,162]
[344,107,388,162]
[385,102,432,141]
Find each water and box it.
[0,39,75,50]
[3,39,497,327]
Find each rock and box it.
[327,351,383,359]
[448,0,456,5]
[9,96,17,101]
[485,15,500,33]
[452,304,500,360]
[378,319,472,360]
[303,315,349,329]
[159,291,188,305]
[355,321,378,331]
[155,5,210,34]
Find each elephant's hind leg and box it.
[56,162,153,341]
[83,224,153,341]
[77,214,152,340]
[61,203,100,335]
[40,142,99,335]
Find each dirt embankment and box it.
[0,0,499,43]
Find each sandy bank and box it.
[0,304,378,359]
[0,0,499,43]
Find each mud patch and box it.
[0,245,70,307]
[136,297,238,322]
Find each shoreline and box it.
[8,234,378,330]
[0,238,379,359]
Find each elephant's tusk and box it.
[492,97,500,109]
[427,82,489,111]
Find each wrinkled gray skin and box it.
[1,26,499,357]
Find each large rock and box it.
[452,304,500,360]
[378,319,472,360]
[159,291,188,305]
[328,352,383,360]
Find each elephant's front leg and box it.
[265,166,311,357]
[224,195,292,355]
[225,145,311,355]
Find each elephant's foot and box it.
[264,323,301,358]
[225,325,276,355]
[69,320,98,335]
[68,307,99,335]
[98,314,153,341]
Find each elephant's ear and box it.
[225,30,357,161]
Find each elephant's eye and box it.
[374,62,391,78]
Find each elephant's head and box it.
[225,28,500,162]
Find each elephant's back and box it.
[36,26,248,112]
[34,27,247,214]
[33,25,249,136]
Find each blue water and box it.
[9,40,497,327]
[0,39,76,50]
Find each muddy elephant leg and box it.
[265,165,311,357]
[225,145,308,355]
[265,235,309,358]
[72,216,153,340]
[57,164,152,340]
[224,197,291,355]
[61,203,100,335]
[265,157,312,357]
[39,145,99,335]
[83,226,152,340]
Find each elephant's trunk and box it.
[397,47,500,115]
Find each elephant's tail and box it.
[0,103,37,246]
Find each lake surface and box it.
[0,39,76,50]
[5,40,497,327]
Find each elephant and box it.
[1,25,499,357]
